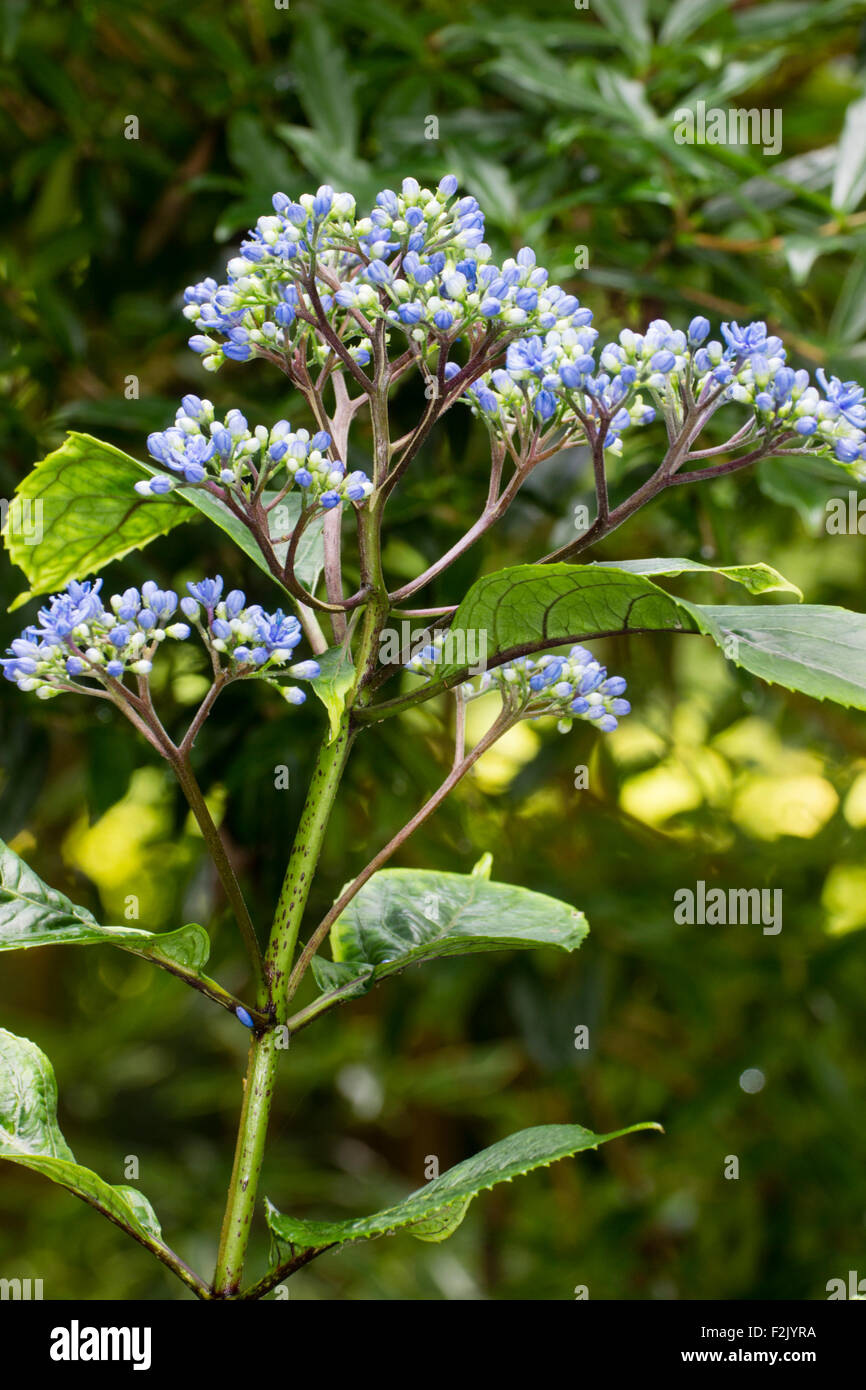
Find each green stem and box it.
[212,1031,278,1296]
[213,368,390,1297]
[211,718,355,1296]
[265,718,356,1014]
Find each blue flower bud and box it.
[312,185,334,217]
[236,1006,255,1029]
[650,349,676,373]
[835,438,861,463]
[188,577,223,608]
[687,316,711,345]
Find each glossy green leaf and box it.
[266,1122,661,1248]
[438,563,866,712]
[308,644,356,741]
[593,557,802,598]
[681,602,866,710]
[3,432,330,609]
[0,835,209,971]
[321,867,588,986]
[4,433,188,610]
[438,563,693,680]
[0,1028,166,1250]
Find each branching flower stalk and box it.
[3,174,866,1300]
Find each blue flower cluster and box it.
[406,638,630,733]
[694,338,866,464]
[178,173,866,472]
[2,577,320,704]
[135,396,373,508]
[462,309,866,468]
[182,577,319,699]
[180,176,599,375]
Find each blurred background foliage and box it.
[1,0,866,1300]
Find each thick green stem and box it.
[211,717,355,1296]
[265,718,356,1014]
[212,1031,278,1296]
[213,365,391,1297]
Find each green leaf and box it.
[438,563,693,680]
[266,1122,661,1248]
[308,644,356,741]
[681,602,866,710]
[435,563,866,713]
[832,90,866,214]
[658,0,731,43]
[264,491,325,593]
[321,868,588,986]
[0,835,209,971]
[309,956,373,998]
[593,557,803,599]
[596,0,651,64]
[0,1027,166,1249]
[757,456,852,532]
[828,251,866,348]
[3,433,188,609]
[292,16,358,156]
[3,433,329,609]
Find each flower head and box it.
[135,402,373,509]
